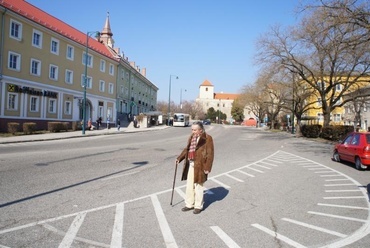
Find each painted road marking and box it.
[251,223,306,248]
[282,218,347,238]
[210,226,241,248]
[59,212,86,248]
[151,194,178,248]
[110,203,124,248]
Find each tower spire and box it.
[100,12,114,48]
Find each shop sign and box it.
[8,84,57,98]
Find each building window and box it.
[7,93,18,110]
[81,75,92,89]
[30,59,41,76]
[109,83,114,94]
[50,38,59,55]
[65,70,73,84]
[66,45,74,60]
[30,96,39,112]
[10,19,22,40]
[100,60,106,72]
[49,99,56,113]
[82,52,93,67]
[335,84,341,91]
[333,114,341,122]
[49,65,58,80]
[8,51,21,71]
[109,64,114,75]
[317,113,323,121]
[317,82,325,90]
[99,80,105,92]
[32,29,42,48]
[65,101,71,115]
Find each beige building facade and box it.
[0,0,158,132]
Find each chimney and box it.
[141,68,146,77]
[129,61,135,68]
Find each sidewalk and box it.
[0,125,169,144]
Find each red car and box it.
[333,132,370,170]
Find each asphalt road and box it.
[0,125,369,247]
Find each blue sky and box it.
[27,0,303,103]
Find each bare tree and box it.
[256,2,370,127]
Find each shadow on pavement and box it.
[203,186,229,210]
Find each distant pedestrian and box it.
[175,121,214,214]
[117,119,121,131]
[107,117,110,129]
[96,118,100,130]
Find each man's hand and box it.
[204,170,209,174]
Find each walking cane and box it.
[170,162,178,206]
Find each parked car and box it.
[203,119,211,125]
[333,132,370,170]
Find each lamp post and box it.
[291,76,295,134]
[218,99,221,124]
[167,74,178,125]
[180,88,186,109]
[82,31,100,135]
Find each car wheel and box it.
[355,157,366,170]
[333,151,341,162]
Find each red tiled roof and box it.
[214,93,239,100]
[200,79,213,87]
[1,0,119,61]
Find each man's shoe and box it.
[193,209,202,214]
[181,207,194,212]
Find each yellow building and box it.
[303,78,368,127]
[0,0,158,132]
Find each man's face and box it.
[191,124,202,136]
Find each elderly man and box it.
[176,121,214,214]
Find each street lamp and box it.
[218,99,221,124]
[180,88,186,109]
[168,74,178,125]
[82,31,100,135]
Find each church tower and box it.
[99,12,114,48]
[199,79,214,99]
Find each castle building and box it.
[195,80,239,121]
[0,0,158,132]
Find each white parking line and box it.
[251,223,306,248]
[225,173,244,182]
[282,218,347,238]
[210,178,231,189]
[151,194,178,248]
[254,164,271,170]
[325,179,351,182]
[43,224,109,247]
[110,203,124,248]
[315,171,336,174]
[210,226,241,248]
[325,189,361,193]
[323,196,366,199]
[324,184,356,187]
[236,169,255,177]
[320,174,344,177]
[308,211,367,223]
[59,212,86,248]
[258,161,278,167]
[318,203,369,210]
[246,166,264,173]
